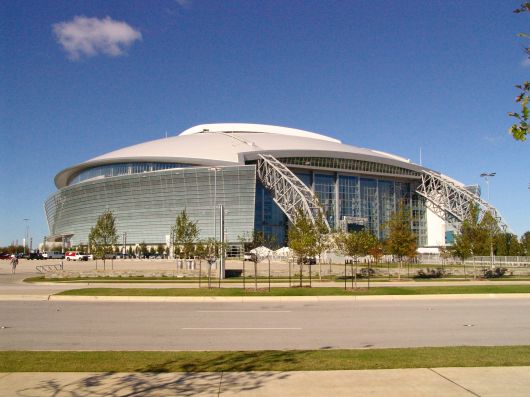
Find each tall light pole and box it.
[480,172,496,202]
[480,172,496,268]
[23,218,30,255]
[208,167,221,280]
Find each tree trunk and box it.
[289,259,292,287]
[354,261,357,289]
[368,260,372,290]
[351,262,354,289]
[268,257,271,292]
[299,260,303,287]
[254,260,258,291]
[344,261,347,291]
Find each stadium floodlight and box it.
[480,172,496,202]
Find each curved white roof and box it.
[179,123,342,143]
[55,123,423,188]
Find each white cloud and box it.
[522,58,530,67]
[53,16,142,60]
[175,0,192,8]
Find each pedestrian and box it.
[10,255,18,274]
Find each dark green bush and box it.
[483,267,508,278]
[414,268,445,279]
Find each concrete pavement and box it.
[2,299,530,350]
[1,367,529,396]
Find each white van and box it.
[65,251,89,261]
[43,251,65,259]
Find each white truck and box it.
[42,251,65,259]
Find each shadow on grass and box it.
[16,352,297,396]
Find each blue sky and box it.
[1,0,529,247]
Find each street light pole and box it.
[209,167,221,264]
[480,172,496,268]
[480,172,496,202]
[23,218,29,255]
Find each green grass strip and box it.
[1,346,530,372]
[56,285,530,296]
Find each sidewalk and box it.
[1,367,529,396]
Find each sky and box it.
[1,0,529,247]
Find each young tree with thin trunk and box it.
[88,210,118,270]
[384,203,417,280]
[172,209,199,260]
[288,209,319,287]
[338,230,378,288]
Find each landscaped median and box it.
[1,346,530,372]
[54,285,530,297]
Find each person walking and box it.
[10,254,18,274]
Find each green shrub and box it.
[414,268,445,279]
[483,267,508,278]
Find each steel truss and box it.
[256,154,331,231]
[416,170,508,231]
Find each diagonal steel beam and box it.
[256,154,330,231]
[416,170,509,231]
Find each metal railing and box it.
[36,263,64,273]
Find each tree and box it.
[313,211,332,282]
[172,209,199,260]
[520,231,530,255]
[157,244,165,257]
[338,230,378,288]
[195,240,207,285]
[88,210,118,269]
[238,231,278,291]
[204,237,224,288]
[509,3,529,141]
[495,232,522,256]
[287,209,320,287]
[368,239,384,289]
[384,203,417,279]
[138,242,148,257]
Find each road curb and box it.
[0,295,50,301]
[32,292,530,303]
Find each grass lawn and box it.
[26,274,530,284]
[56,284,530,296]
[1,346,529,372]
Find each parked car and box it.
[304,256,317,265]
[0,253,12,260]
[104,254,116,259]
[42,251,65,259]
[26,252,44,260]
[65,251,89,261]
[244,252,257,262]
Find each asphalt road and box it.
[1,298,529,350]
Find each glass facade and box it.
[68,162,195,186]
[49,156,427,248]
[254,182,287,245]
[46,166,256,245]
[255,162,427,246]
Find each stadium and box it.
[45,123,506,253]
